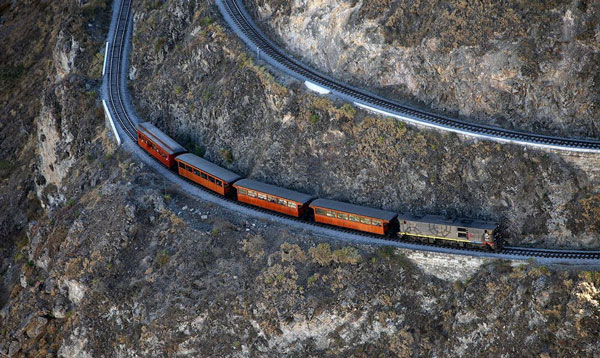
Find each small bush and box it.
[332,246,361,264]
[310,113,319,124]
[340,103,356,118]
[199,16,213,27]
[0,160,13,170]
[220,149,233,164]
[211,228,219,237]
[155,249,170,268]
[376,246,396,260]
[163,194,171,201]
[309,243,332,266]
[174,85,183,95]
[307,273,320,287]
[66,198,76,207]
[154,37,167,53]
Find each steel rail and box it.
[101,0,600,263]
[107,0,137,141]
[218,0,600,153]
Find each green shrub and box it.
[332,246,361,264]
[310,113,319,124]
[174,85,183,95]
[199,16,213,27]
[307,273,320,287]
[340,103,356,118]
[220,149,233,164]
[154,37,167,53]
[309,243,332,266]
[155,249,170,268]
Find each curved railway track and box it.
[106,0,137,141]
[218,0,600,153]
[101,0,600,264]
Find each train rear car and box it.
[175,153,241,196]
[309,198,397,235]
[233,179,314,217]
[398,214,499,250]
[137,122,186,169]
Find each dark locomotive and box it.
[136,123,502,251]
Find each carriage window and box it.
[193,169,200,176]
[258,193,267,200]
[349,215,359,222]
[186,165,193,172]
[179,162,185,168]
[248,191,257,198]
[371,220,382,226]
[326,211,336,218]
[278,198,287,206]
[216,180,222,187]
[337,213,348,220]
[209,176,215,183]
[288,202,297,209]
[315,208,326,215]
[238,188,247,195]
[360,217,371,224]
[268,196,277,203]
[201,173,207,179]
[458,232,468,238]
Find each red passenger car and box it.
[233,179,314,217]
[175,153,241,196]
[309,198,397,235]
[137,122,186,169]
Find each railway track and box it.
[218,0,600,153]
[102,0,600,264]
[106,0,137,141]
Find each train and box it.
[137,122,503,251]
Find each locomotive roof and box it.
[176,153,242,183]
[310,198,397,221]
[138,122,186,155]
[398,213,498,230]
[233,179,315,204]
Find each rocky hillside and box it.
[247,0,600,139]
[129,0,600,248]
[4,167,600,356]
[1,0,600,356]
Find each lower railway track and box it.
[101,0,600,264]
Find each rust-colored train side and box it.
[137,122,186,169]
[175,153,241,196]
[309,199,397,236]
[233,179,314,217]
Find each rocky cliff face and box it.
[248,0,600,139]
[129,0,600,248]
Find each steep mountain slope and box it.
[248,0,600,139]
[1,0,600,356]
[130,0,600,247]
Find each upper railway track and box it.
[218,0,600,153]
[101,0,600,264]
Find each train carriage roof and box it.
[138,122,186,155]
[233,179,314,204]
[310,198,397,222]
[398,213,498,230]
[176,153,241,183]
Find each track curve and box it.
[100,0,600,264]
[217,0,600,153]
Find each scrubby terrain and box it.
[129,0,600,248]
[1,0,600,356]
[247,0,600,139]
